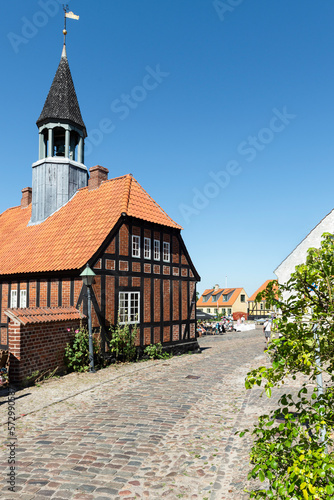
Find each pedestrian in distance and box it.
[263,317,272,345]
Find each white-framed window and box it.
[154,239,160,260]
[222,308,226,316]
[10,290,17,308]
[119,292,140,324]
[163,241,170,262]
[144,237,151,259]
[228,308,232,315]
[20,290,27,308]
[132,235,140,258]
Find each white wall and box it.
[275,208,334,285]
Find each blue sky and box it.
[2,1,334,297]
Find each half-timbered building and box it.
[0,43,200,381]
[247,280,277,320]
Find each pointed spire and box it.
[36,46,87,137]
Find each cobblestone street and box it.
[0,329,302,499]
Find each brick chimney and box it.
[21,187,32,209]
[88,165,109,190]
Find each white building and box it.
[275,209,334,284]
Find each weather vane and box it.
[63,4,79,45]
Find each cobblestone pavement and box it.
[0,329,310,499]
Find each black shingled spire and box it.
[36,45,87,137]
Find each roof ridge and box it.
[121,174,132,214]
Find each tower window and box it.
[54,127,65,157]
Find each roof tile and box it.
[4,306,85,325]
[0,174,181,276]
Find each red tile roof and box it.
[248,280,277,301]
[197,287,246,307]
[0,174,182,276]
[4,307,85,325]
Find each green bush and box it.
[109,319,137,362]
[144,342,171,360]
[64,325,99,372]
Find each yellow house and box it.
[247,280,277,320]
[197,284,248,319]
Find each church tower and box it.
[31,43,88,224]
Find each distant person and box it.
[263,317,272,345]
[241,316,245,324]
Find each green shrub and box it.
[64,325,99,372]
[144,342,171,360]
[109,319,137,362]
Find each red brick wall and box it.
[154,279,160,323]
[1,283,8,322]
[172,236,179,263]
[62,279,71,307]
[144,278,150,322]
[92,276,101,328]
[51,279,58,306]
[105,239,115,254]
[8,319,81,382]
[182,281,188,321]
[105,275,115,326]
[40,280,47,307]
[119,224,129,256]
[163,281,170,321]
[29,281,37,307]
[173,281,179,321]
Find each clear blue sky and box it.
[2,1,334,297]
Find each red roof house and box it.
[1,44,200,381]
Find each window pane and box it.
[144,238,151,259]
[20,290,27,308]
[132,235,140,258]
[154,240,160,260]
[119,292,129,323]
[11,290,17,308]
[130,293,139,322]
[119,292,140,324]
[163,241,170,262]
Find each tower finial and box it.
[63,4,69,45]
[62,4,80,46]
